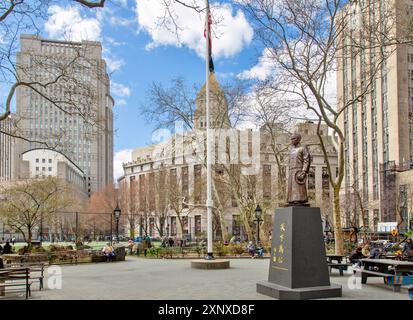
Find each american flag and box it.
[204,11,214,73]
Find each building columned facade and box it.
[120,73,338,241]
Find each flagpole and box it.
[205,0,214,260]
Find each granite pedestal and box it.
[257,206,342,300]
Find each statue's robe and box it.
[287,144,311,204]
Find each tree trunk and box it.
[27,228,33,248]
[217,209,228,242]
[129,217,135,239]
[333,186,344,255]
[241,211,253,241]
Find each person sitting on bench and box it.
[102,243,115,262]
[349,247,365,267]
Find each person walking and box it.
[2,241,12,254]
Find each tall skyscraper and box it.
[337,0,413,226]
[15,35,114,193]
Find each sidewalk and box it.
[15,257,408,300]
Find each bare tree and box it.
[118,177,138,239]
[0,177,76,246]
[84,184,125,238]
[236,0,409,255]
[251,83,297,203]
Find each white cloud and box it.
[135,0,253,60]
[116,99,127,106]
[111,82,131,97]
[105,56,125,72]
[113,0,129,8]
[44,6,101,42]
[114,149,132,181]
[238,47,337,107]
[238,48,275,81]
[106,37,126,47]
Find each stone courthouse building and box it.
[120,73,338,241]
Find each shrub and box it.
[146,246,163,258]
[31,246,46,253]
[228,244,245,255]
[48,244,67,252]
[193,245,204,257]
[213,242,228,257]
[18,246,30,254]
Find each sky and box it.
[25,0,334,181]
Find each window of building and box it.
[373,209,379,230]
[49,159,52,163]
[195,215,202,236]
[42,159,45,163]
[48,167,52,172]
[36,158,39,163]
[322,167,330,200]
[36,167,39,171]
[170,217,177,236]
[194,164,202,203]
[182,166,189,207]
[308,166,316,201]
[182,216,189,235]
[263,164,272,200]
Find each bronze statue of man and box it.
[287,133,311,206]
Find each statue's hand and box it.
[296,170,306,182]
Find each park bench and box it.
[0,267,32,299]
[328,262,352,276]
[354,259,413,292]
[326,254,351,276]
[6,263,46,291]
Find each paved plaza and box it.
[9,257,408,300]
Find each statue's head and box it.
[291,133,301,146]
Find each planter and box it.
[2,253,48,265]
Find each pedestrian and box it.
[168,237,174,248]
[127,239,134,255]
[2,241,12,254]
[11,236,16,246]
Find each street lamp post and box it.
[114,205,121,243]
[254,205,263,244]
[40,212,43,245]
